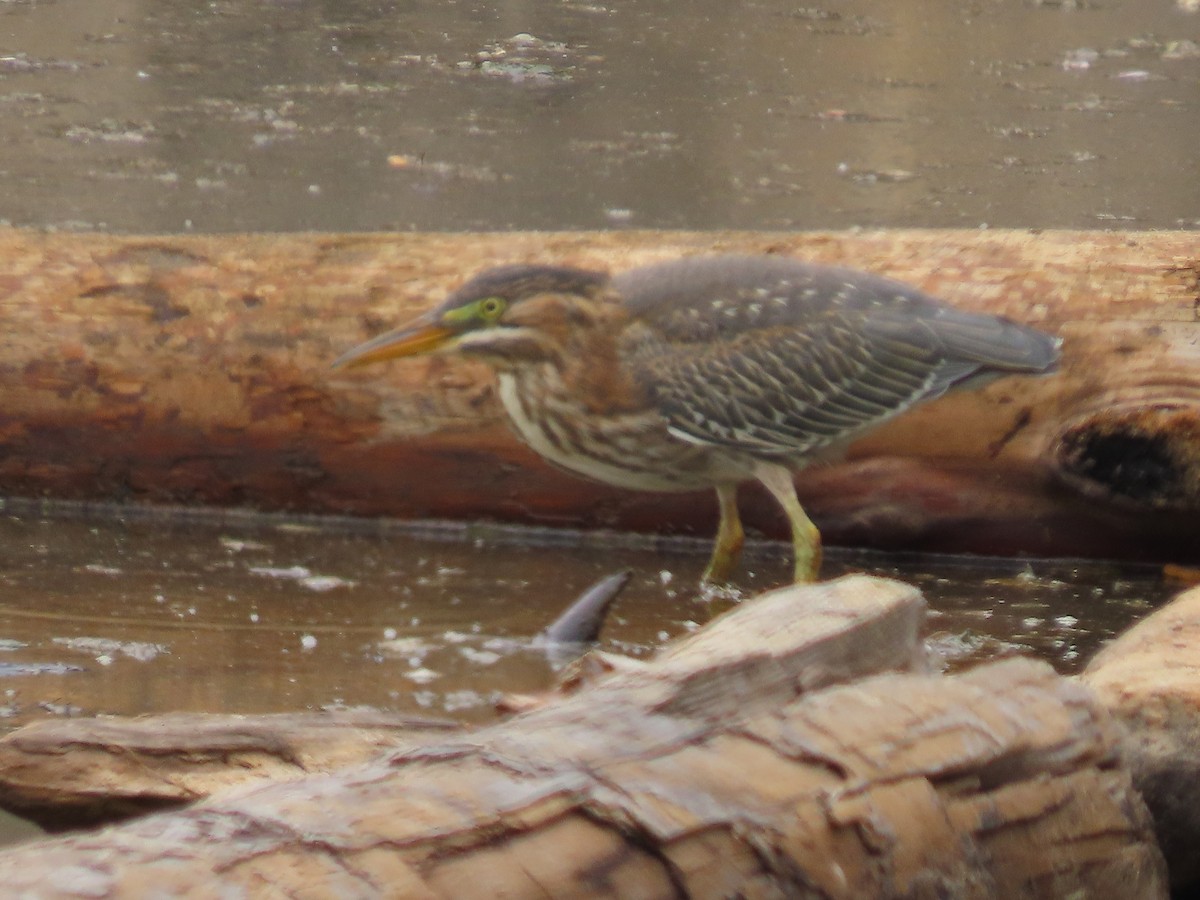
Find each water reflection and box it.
[0,505,1177,735]
[0,0,1196,231]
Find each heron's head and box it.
[333,264,613,371]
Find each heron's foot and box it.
[699,536,743,620]
[693,579,744,621]
[700,548,739,587]
[751,461,823,585]
[791,532,823,583]
[702,483,745,586]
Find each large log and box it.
[1082,585,1200,890]
[0,227,1197,561]
[0,576,1168,897]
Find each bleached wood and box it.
[1083,585,1200,889]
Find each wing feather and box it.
[615,254,1058,457]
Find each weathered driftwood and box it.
[0,576,1168,898]
[1082,585,1200,890]
[0,711,458,831]
[0,227,1197,562]
[0,574,925,831]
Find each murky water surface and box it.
[0,504,1178,736]
[0,0,1197,232]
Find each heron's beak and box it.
[332,313,457,370]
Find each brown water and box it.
[0,502,1176,732]
[0,502,1180,847]
[0,0,1197,232]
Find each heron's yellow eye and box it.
[478,297,506,320]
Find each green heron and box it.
[335,254,1060,584]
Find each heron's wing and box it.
[625,311,953,454]
[615,255,1057,455]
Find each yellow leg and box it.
[701,482,744,585]
[754,462,822,583]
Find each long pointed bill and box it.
[332,314,457,370]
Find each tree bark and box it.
[0,227,1197,561]
[1082,585,1200,890]
[0,576,1168,898]
[0,712,458,831]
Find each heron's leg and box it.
[701,483,744,584]
[754,462,821,583]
